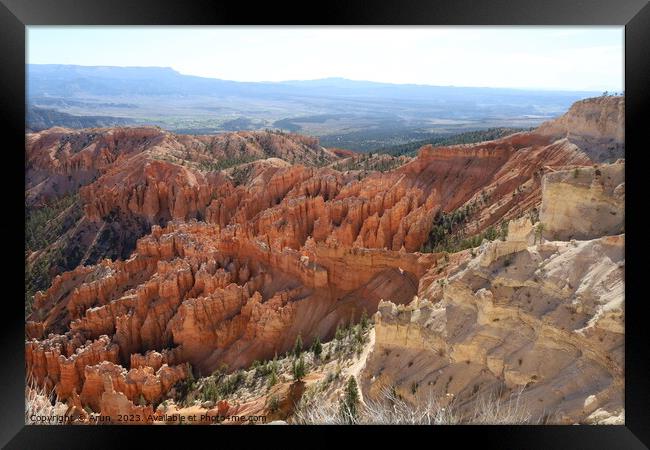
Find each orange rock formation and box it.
[25,97,623,420]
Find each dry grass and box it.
[362,388,460,424]
[293,397,347,425]
[25,381,68,425]
[466,387,537,424]
[294,385,545,425]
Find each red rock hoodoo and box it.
[25,96,624,422]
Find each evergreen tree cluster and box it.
[378,128,527,157]
[420,202,508,254]
[198,154,261,172]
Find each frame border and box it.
[3,0,649,448]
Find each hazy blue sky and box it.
[27,26,623,91]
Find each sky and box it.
[27,26,624,92]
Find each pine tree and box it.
[311,335,322,359]
[355,324,364,344]
[335,324,344,342]
[267,370,278,388]
[186,362,195,384]
[267,353,279,388]
[360,310,370,331]
[293,333,303,357]
[292,355,306,382]
[499,221,509,241]
[339,376,360,424]
[534,223,545,244]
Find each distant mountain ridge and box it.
[28,64,598,99]
[26,64,602,149]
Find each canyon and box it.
[25,96,624,424]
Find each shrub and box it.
[267,370,278,388]
[267,394,280,413]
[255,361,272,378]
[201,378,218,402]
[199,369,246,402]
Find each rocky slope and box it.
[361,163,624,424]
[25,96,624,424]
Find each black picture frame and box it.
[3,0,649,448]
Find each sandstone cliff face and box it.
[364,234,624,424]
[538,96,624,143]
[537,96,624,162]
[540,162,624,241]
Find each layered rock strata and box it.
[540,162,624,241]
[25,96,624,422]
[361,164,625,424]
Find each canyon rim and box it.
[24,27,625,426]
